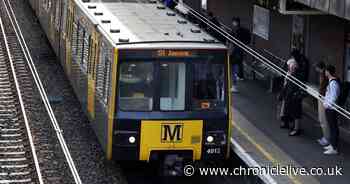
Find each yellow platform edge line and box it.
[234,122,303,184]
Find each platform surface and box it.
[230,80,349,184]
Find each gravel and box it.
[7,0,127,183]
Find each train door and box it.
[65,0,74,76]
[87,29,99,120]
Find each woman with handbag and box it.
[279,58,304,136]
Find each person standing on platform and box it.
[227,18,242,92]
[279,57,304,136]
[227,17,251,92]
[208,12,220,29]
[323,65,340,155]
[230,17,251,80]
[315,62,330,147]
[228,48,240,93]
[207,12,225,42]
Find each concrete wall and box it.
[307,15,345,82]
[189,0,346,84]
[207,0,253,28]
[254,12,293,63]
[206,0,292,68]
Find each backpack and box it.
[237,27,251,45]
[297,55,309,83]
[330,79,350,107]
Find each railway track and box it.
[0,0,82,183]
[0,1,42,183]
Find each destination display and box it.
[156,50,193,57]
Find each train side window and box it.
[96,43,111,106]
[119,62,154,111]
[160,63,186,111]
[96,47,106,104]
[72,22,79,63]
[76,25,84,67]
[81,33,89,73]
[91,43,98,76]
[80,30,85,66]
[88,38,95,74]
[103,58,111,104]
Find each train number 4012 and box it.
[206,148,221,154]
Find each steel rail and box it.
[2,0,82,183]
[0,2,43,183]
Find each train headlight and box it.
[129,136,136,144]
[206,136,214,143]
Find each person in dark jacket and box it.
[229,17,251,80]
[208,12,220,28]
[207,12,225,42]
[164,0,177,9]
[279,58,304,136]
[297,53,310,83]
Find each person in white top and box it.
[315,62,330,146]
[323,65,340,155]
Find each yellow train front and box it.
[114,48,231,165]
[27,0,232,173]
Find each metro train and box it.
[28,0,231,174]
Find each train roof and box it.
[77,0,226,49]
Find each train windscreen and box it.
[117,49,227,112]
[191,61,225,111]
[119,62,154,111]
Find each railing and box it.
[173,0,350,121]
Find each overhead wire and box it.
[173,0,350,120]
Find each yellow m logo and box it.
[161,124,183,143]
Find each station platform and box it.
[230,79,350,184]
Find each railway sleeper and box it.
[0,178,32,183]
[0,175,33,183]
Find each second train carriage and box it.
[29,0,232,171]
